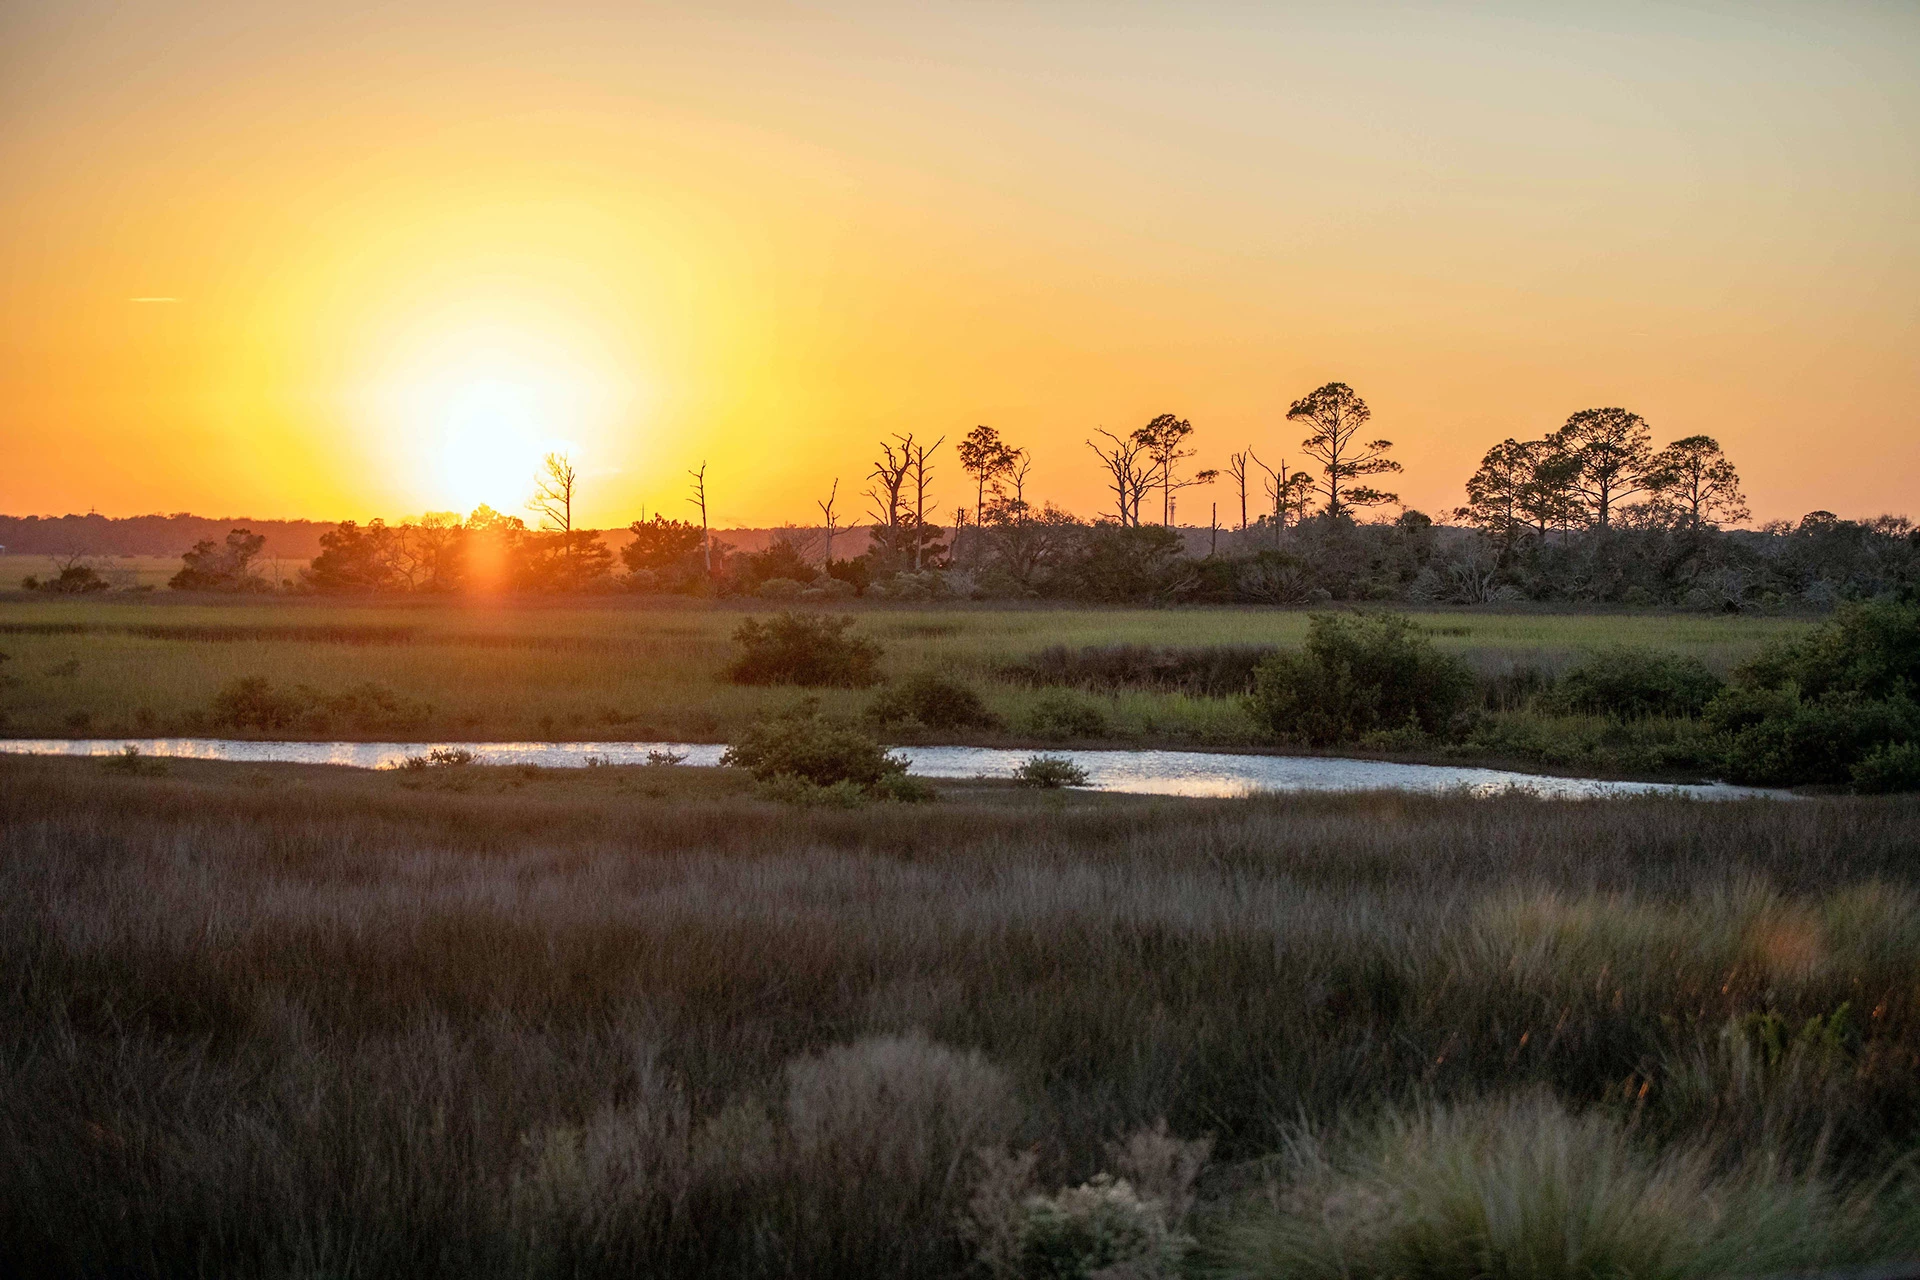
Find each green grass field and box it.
[0,596,1814,755]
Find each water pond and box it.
[0,738,1791,801]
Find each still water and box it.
[0,737,1790,801]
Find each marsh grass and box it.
[2,755,1919,1275]
[0,598,1811,754]
[1217,1091,1918,1280]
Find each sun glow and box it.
[352,303,638,521]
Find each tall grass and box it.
[0,595,1811,747]
[2,755,1918,1275]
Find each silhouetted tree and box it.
[816,479,842,563]
[1087,429,1153,526]
[1552,407,1654,532]
[1131,413,1216,526]
[170,528,269,592]
[1646,435,1749,531]
[688,462,712,576]
[1254,454,1316,543]
[303,520,401,593]
[621,513,706,591]
[529,453,579,541]
[1457,438,1540,556]
[1225,450,1255,530]
[957,425,1020,530]
[1289,383,1400,520]
[864,434,945,571]
[907,434,945,571]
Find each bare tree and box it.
[1087,429,1153,527]
[907,434,945,571]
[529,452,580,566]
[866,434,914,560]
[816,478,842,564]
[1645,434,1749,532]
[1288,383,1400,520]
[1254,454,1316,543]
[1225,450,1255,531]
[687,462,711,575]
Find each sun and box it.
[355,305,632,520]
[426,366,572,516]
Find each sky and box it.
[2,1,1916,529]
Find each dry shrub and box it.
[965,1119,1212,1280]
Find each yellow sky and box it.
[3,2,1917,528]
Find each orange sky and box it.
[3,2,1917,528]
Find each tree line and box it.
[25,381,1913,608]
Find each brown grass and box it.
[2,755,1917,1276]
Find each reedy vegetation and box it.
[4,756,1920,1276]
[0,599,1813,747]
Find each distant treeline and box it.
[0,513,337,559]
[11,381,1920,608]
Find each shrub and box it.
[1705,600,1920,790]
[99,745,168,776]
[1739,598,1920,703]
[207,677,432,735]
[399,747,477,771]
[208,676,310,731]
[1713,690,1920,788]
[867,673,1001,730]
[1021,691,1110,741]
[725,613,883,688]
[1851,741,1920,794]
[1012,755,1089,789]
[721,702,910,790]
[966,1120,1210,1280]
[1247,612,1474,747]
[1550,646,1723,719]
[26,565,109,594]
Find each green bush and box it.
[867,672,1001,731]
[1012,755,1089,789]
[1739,598,1920,703]
[1703,599,1920,790]
[1247,612,1474,747]
[1021,691,1110,741]
[1550,646,1723,719]
[1850,741,1920,794]
[725,613,884,688]
[207,677,432,735]
[721,702,913,794]
[1715,692,1920,788]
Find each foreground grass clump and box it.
[1220,1091,1915,1280]
[4,755,1920,1277]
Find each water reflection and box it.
[0,738,1791,801]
